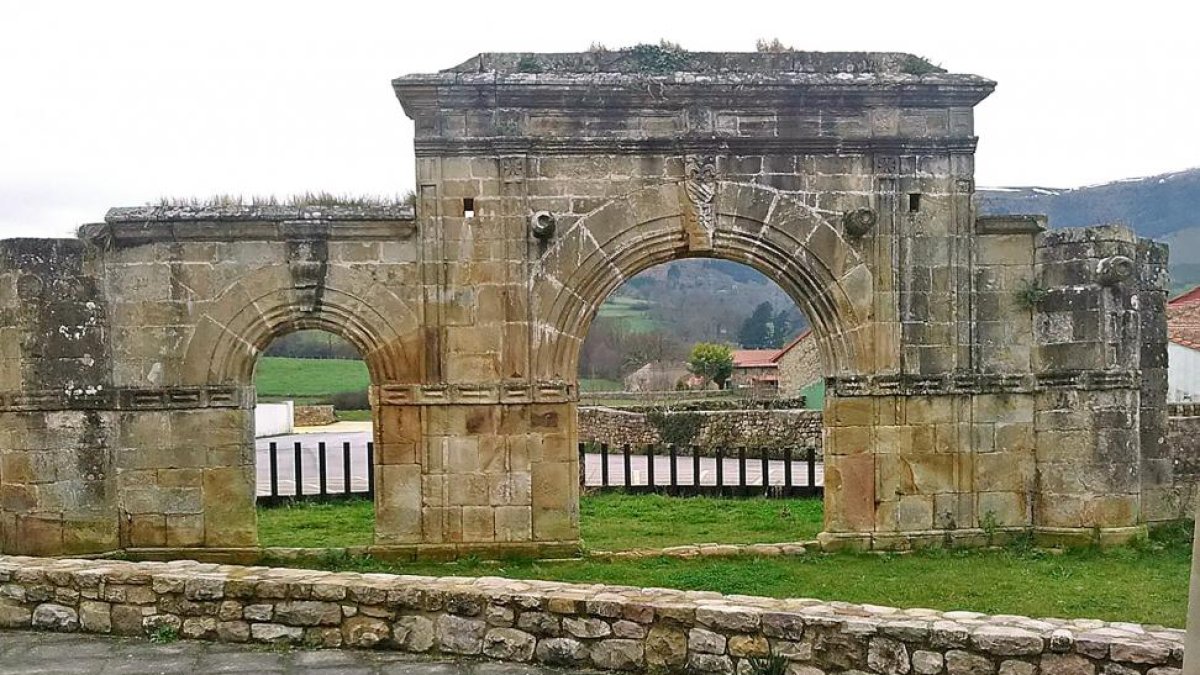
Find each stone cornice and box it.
[0,381,582,413]
[0,385,254,413]
[374,381,577,406]
[413,136,979,158]
[393,72,996,117]
[79,215,417,249]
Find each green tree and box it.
[738,301,775,349]
[772,308,795,348]
[688,342,734,389]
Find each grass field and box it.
[596,295,660,333]
[255,356,369,402]
[257,496,1194,626]
[258,494,822,551]
[580,378,623,392]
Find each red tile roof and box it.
[1169,287,1200,351]
[732,349,780,368]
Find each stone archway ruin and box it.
[0,50,1177,559]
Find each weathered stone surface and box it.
[762,612,805,640]
[181,616,217,639]
[395,615,435,652]
[517,611,560,636]
[971,626,1044,656]
[563,616,611,638]
[729,633,770,658]
[688,652,734,674]
[483,627,536,662]
[696,606,760,632]
[590,639,644,671]
[217,620,249,642]
[0,600,32,628]
[437,614,487,654]
[998,661,1035,675]
[947,649,996,675]
[341,616,389,648]
[534,637,587,666]
[250,622,302,643]
[612,620,646,639]
[645,625,687,667]
[1041,653,1095,675]
[912,650,944,675]
[1109,640,1171,665]
[273,600,341,626]
[32,603,78,631]
[110,604,144,635]
[78,600,110,633]
[868,637,911,674]
[690,626,728,654]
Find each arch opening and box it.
[252,329,376,549]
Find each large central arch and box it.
[530,180,872,382]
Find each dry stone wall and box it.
[293,405,336,427]
[0,555,1185,674]
[579,406,822,457]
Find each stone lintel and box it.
[975,214,1047,235]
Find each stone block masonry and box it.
[0,555,1185,673]
[0,50,1178,557]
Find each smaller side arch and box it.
[180,265,423,387]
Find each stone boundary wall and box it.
[0,556,1184,674]
[294,405,337,427]
[579,407,823,456]
[1157,408,1200,521]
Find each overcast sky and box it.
[1,1,1196,239]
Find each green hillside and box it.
[255,356,369,402]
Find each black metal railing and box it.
[258,440,375,505]
[257,440,823,505]
[579,442,823,498]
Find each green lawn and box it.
[257,496,1194,626]
[255,356,369,402]
[258,494,821,551]
[581,493,822,550]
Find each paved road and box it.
[256,428,824,497]
[0,631,582,674]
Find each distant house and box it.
[623,361,691,392]
[730,348,781,389]
[730,330,824,393]
[1169,287,1200,401]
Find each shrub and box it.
[327,389,370,411]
